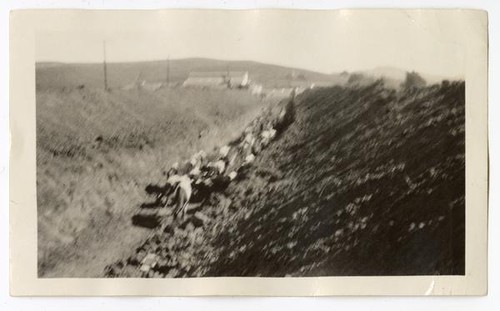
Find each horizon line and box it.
[35,56,450,78]
[35,57,339,74]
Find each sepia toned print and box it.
[37,33,464,279]
[10,9,487,295]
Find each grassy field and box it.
[106,80,465,277]
[37,85,275,277]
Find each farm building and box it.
[183,71,249,88]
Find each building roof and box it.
[183,71,249,87]
[187,71,248,78]
[183,77,225,86]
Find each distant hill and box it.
[36,58,347,90]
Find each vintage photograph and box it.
[34,10,467,279]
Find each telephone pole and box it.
[166,55,170,85]
[226,64,230,88]
[102,41,109,91]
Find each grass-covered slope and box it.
[37,86,271,277]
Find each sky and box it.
[35,9,469,77]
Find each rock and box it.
[174,227,187,238]
[185,221,195,232]
[335,229,343,237]
[167,237,175,251]
[140,253,158,272]
[194,211,211,224]
[136,250,147,262]
[140,264,151,273]
[195,235,204,245]
[188,231,198,244]
[157,258,169,268]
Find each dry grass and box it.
[37,86,274,276]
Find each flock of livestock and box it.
[151,95,297,222]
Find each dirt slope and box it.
[206,81,465,276]
[106,80,465,277]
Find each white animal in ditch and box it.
[173,175,192,219]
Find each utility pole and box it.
[166,55,170,85]
[226,64,231,88]
[102,41,108,91]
